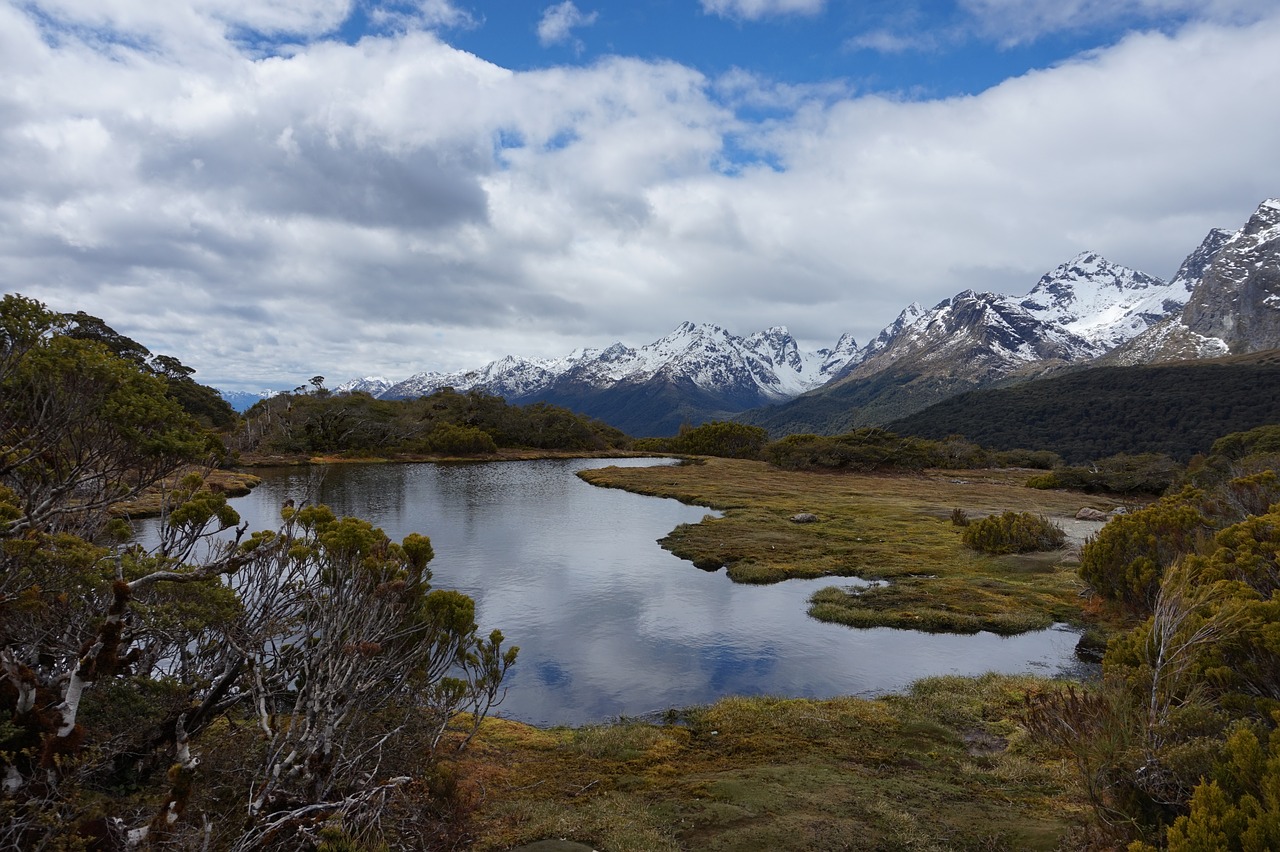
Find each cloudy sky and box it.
[4,0,1280,391]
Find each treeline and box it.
[237,385,630,456]
[640,421,1059,472]
[887,359,1280,464]
[1023,424,1280,848]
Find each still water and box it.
[197,458,1084,726]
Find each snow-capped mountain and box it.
[848,290,1095,382]
[334,376,395,396]
[744,253,1195,434]
[845,251,1177,385]
[375,322,859,403]
[1110,199,1280,364]
[364,323,861,436]
[320,199,1279,437]
[1018,252,1183,351]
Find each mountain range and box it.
[304,198,1280,437]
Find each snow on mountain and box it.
[325,211,1275,434]
[845,290,1095,385]
[372,322,861,405]
[1109,199,1280,364]
[1018,252,1179,351]
[334,376,394,396]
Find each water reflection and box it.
[146,459,1085,726]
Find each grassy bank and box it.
[461,674,1087,851]
[579,458,1121,634]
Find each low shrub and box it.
[961,511,1066,555]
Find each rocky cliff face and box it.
[1108,199,1280,364]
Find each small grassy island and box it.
[6,294,1280,850]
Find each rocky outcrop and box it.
[1109,199,1280,364]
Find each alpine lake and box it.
[153,458,1088,727]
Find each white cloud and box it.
[844,29,942,54]
[537,1,598,48]
[368,0,476,34]
[701,0,826,20]
[2,2,1280,391]
[958,0,1273,46]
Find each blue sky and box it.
[3,0,1279,389]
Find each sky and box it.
[3,0,1280,391]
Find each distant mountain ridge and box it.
[744,199,1280,435]
[337,322,863,436]
[325,198,1279,437]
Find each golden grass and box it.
[579,457,1113,634]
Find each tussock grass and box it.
[462,676,1089,851]
[580,458,1106,634]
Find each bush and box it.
[425,424,498,455]
[961,511,1066,555]
[1078,487,1212,610]
[765,428,939,471]
[670,421,768,459]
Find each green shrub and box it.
[765,428,939,471]
[1025,472,1060,490]
[631,437,672,453]
[670,421,768,459]
[425,424,498,455]
[1078,487,1212,610]
[961,511,1066,555]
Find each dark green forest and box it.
[886,358,1280,463]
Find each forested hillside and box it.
[887,355,1280,463]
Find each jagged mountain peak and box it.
[1229,197,1280,248]
[1170,228,1235,292]
[1017,249,1176,350]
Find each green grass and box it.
[579,458,1112,634]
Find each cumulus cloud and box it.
[537,1,598,48]
[2,1,1280,390]
[701,0,826,20]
